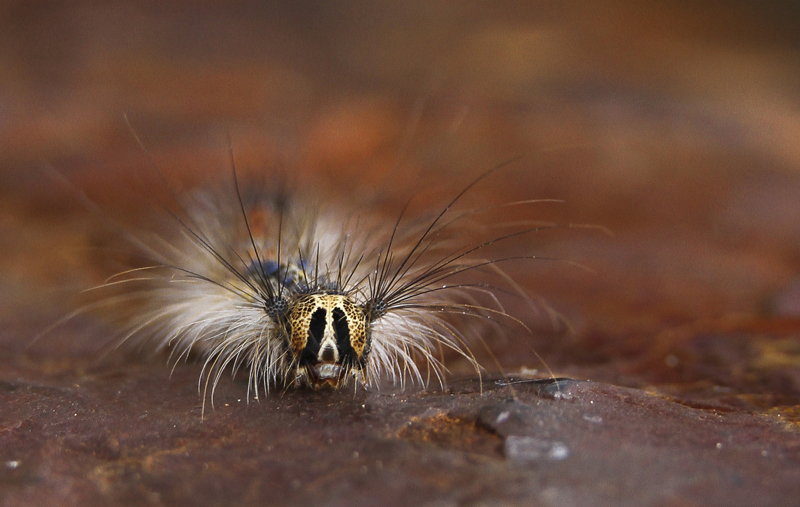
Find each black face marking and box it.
[333,307,355,363]
[299,307,326,365]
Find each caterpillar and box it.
[51,139,565,410]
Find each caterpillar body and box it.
[66,154,560,405]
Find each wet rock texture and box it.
[3,1,800,506]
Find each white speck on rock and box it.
[505,436,570,462]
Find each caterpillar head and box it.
[283,294,372,388]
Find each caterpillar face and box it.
[283,293,370,389]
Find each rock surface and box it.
[2,360,798,507]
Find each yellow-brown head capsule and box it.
[285,294,369,388]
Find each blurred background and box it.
[2,0,800,415]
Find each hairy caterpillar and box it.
[50,140,565,409]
